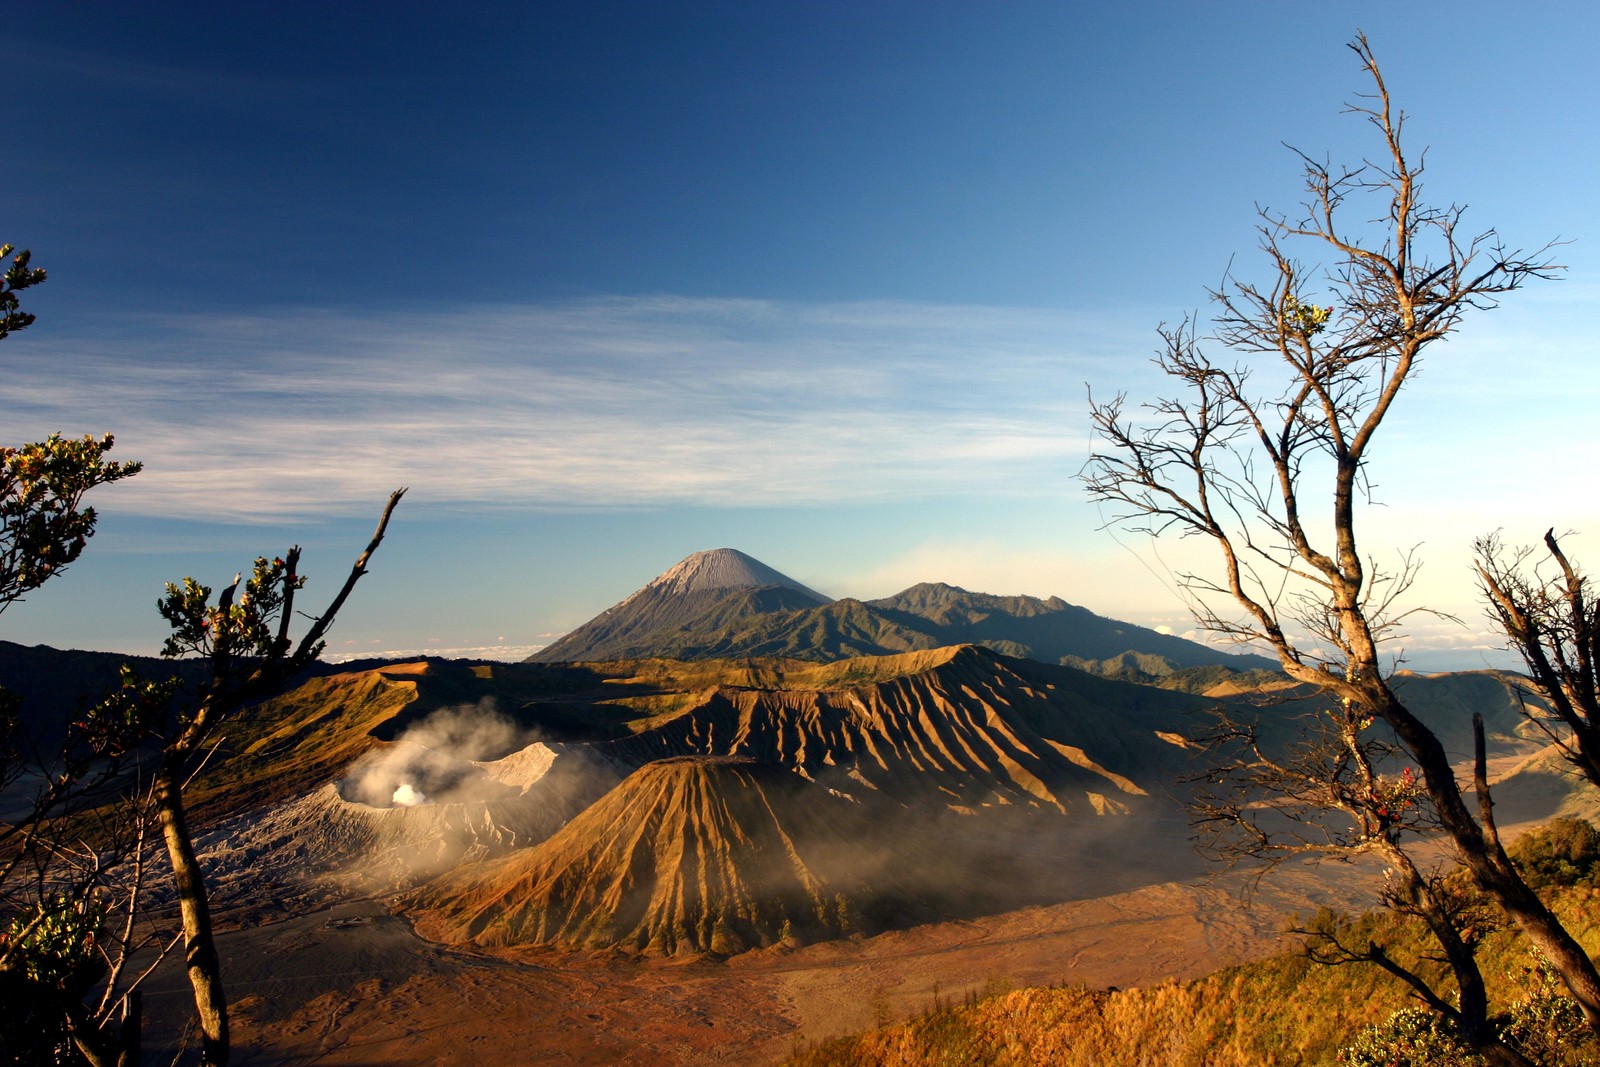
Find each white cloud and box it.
[325,644,546,663]
[5,298,1148,522]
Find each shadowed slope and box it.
[185,666,423,821]
[0,640,216,753]
[412,756,925,955]
[525,551,1276,674]
[867,583,1277,672]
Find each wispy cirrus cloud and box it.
[5,297,1148,521]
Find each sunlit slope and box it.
[184,657,650,828]
[140,651,1577,839]
[187,666,423,820]
[785,823,1600,1067]
[130,647,1592,967]
[186,648,1203,826]
[411,755,929,955]
[403,648,1217,955]
[209,740,624,890]
[607,645,1203,814]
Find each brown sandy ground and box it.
[136,857,1375,1066]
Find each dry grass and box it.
[786,868,1600,1067]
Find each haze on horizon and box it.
[3,2,1597,672]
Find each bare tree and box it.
[1082,33,1600,1038]
[1193,703,1528,1065]
[148,488,405,1066]
[1,243,405,1064]
[1478,530,1600,788]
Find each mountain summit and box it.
[528,549,831,663]
[636,548,829,602]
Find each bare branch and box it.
[1083,33,1600,1038]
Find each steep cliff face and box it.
[410,756,927,956]
[609,645,1197,815]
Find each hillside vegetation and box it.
[786,820,1600,1067]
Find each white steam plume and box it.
[392,783,427,806]
[341,700,525,808]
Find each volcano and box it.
[95,635,1578,969]
[526,549,1278,676]
[409,755,934,956]
[400,646,1219,955]
[188,644,1213,920]
[204,738,624,893]
[529,548,833,663]
[634,547,829,601]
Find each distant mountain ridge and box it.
[527,549,1277,675]
[867,582,1275,672]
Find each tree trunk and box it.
[1371,687,1600,1036]
[118,990,141,1067]
[154,764,228,1066]
[1476,860,1600,1033]
[1480,1038,1537,1067]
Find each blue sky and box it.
[4,2,1597,669]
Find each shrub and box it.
[1336,1008,1484,1067]
[1510,817,1600,890]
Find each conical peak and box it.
[645,548,830,603]
[616,755,807,801]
